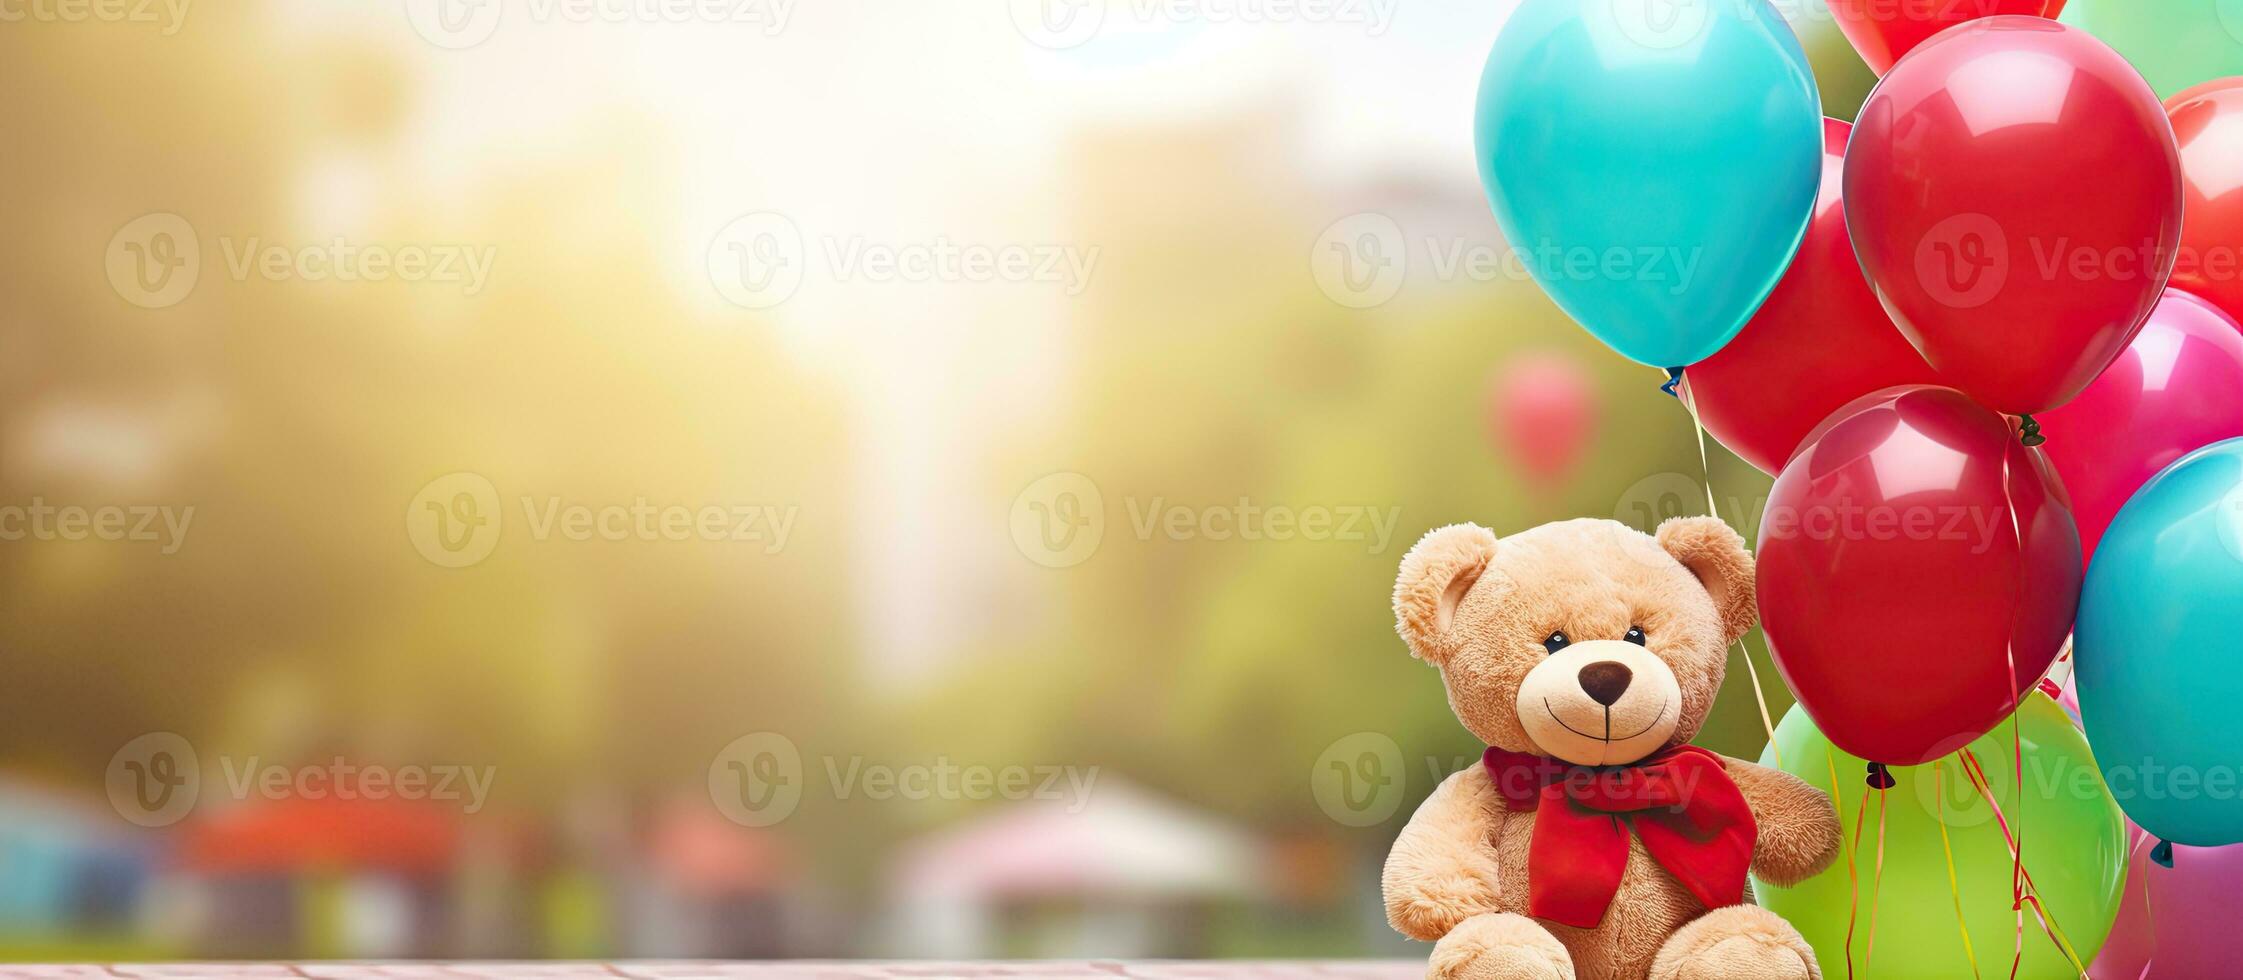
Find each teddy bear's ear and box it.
[1656,515,1757,644]
[1393,524,1499,666]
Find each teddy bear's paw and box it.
[1428,912,1575,980]
[1649,905,1819,980]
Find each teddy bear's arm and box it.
[1721,756,1842,886]
[1382,763,1509,941]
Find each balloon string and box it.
[1677,378,1784,768]
[1995,433,2031,980]
[2135,832,2158,978]
[1865,783,1888,968]
[1957,749,2092,978]
[1934,759,1985,980]
[1843,777,1871,980]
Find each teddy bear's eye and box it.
[1542,631,1570,654]
[1625,626,1647,646]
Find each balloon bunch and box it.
[1475,3,2243,975]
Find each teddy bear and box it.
[1383,516,1840,980]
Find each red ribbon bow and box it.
[1482,744,1757,929]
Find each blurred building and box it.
[887,781,1268,958]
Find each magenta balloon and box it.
[2041,289,2243,565]
[2092,829,2243,979]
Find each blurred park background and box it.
[0,0,1879,962]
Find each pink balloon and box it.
[2092,828,2243,979]
[2040,290,2243,564]
[1487,353,1598,489]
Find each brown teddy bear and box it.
[1383,516,1840,980]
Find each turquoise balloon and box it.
[2078,437,2243,846]
[1475,0,1822,368]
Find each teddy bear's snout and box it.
[1578,661,1632,705]
[1514,639,1684,766]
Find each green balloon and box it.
[2062,0,2243,100]
[1785,5,1878,121]
[1755,695,2126,979]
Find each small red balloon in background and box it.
[1845,17,2182,416]
[1825,0,2065,75]
[1684,118,1938,476]
[1757,385,2082,767]
[2167,78,2243,327]
[1487,352,1597,490]
[2041,290,2243,565]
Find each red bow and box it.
[1482,744,1757,929]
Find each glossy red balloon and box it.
[1487,353,1599,489]
[1846,17,2183,416]
[1825,0,2066,75]
[2041,290,2243,565]
[1684,118,1938,475]
[2168,78,2243,326]
[1758,385,2082,766]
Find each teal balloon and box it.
[2078,437,2243,846]
[1475,0,1822,368]
[2061,0,2243,100]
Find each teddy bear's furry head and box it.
[1393,516,1754,767]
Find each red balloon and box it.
[1846,18,2183,416]
[1825,0,2065,76]
[1684,118,1939,475]
[2168,78,2243,326]
[2041,290,2243,565]
[1757,386,2082,766]
[1487,352,1598,489]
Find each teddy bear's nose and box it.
[1578,661,1633,706]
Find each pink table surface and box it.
[0,965,1426,980]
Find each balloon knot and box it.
[2152,839,2175,868]
[1661,367,1684,399]
[1866,762,1896,790]
[2018,414,2045,447]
